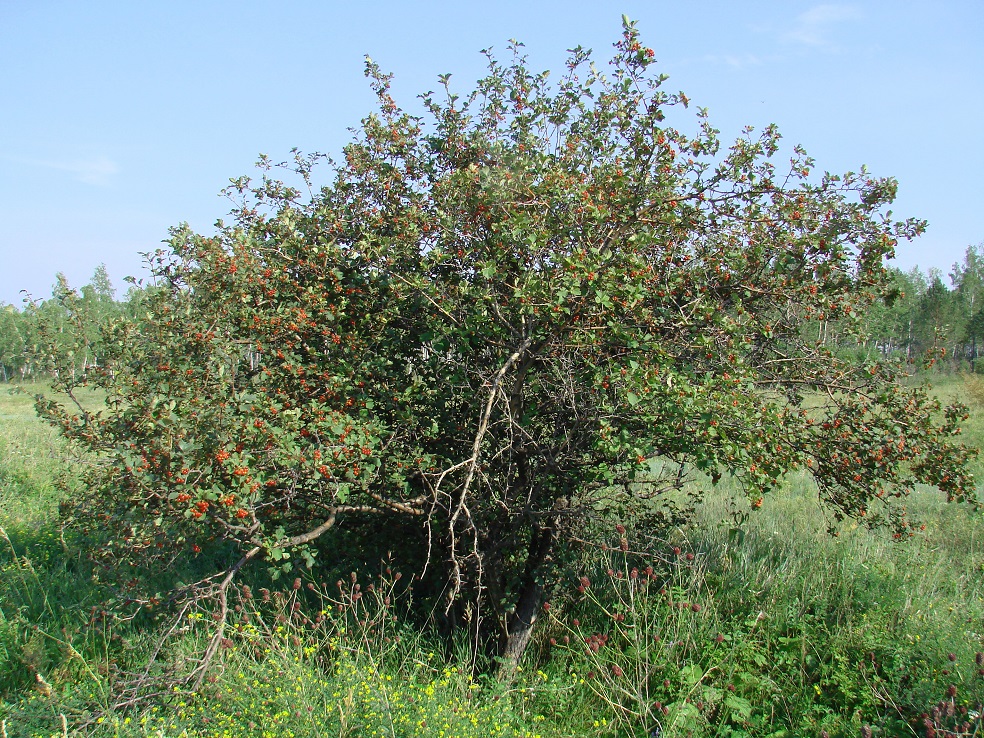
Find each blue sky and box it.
[2,1,982,305]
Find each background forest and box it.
[4,243,984,385]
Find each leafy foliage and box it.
[31,19,977,665]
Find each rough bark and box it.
[496,522,554,678]
[498,577,543,679]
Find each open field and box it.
[1,378,983,737]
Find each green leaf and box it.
[724,694,753,720]
[336,483,350,504]
[680,663,702,686]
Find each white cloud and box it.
[689,52,760,70]
[781,4,862,48]
[39,155,120,186]
[693,4,861,72]
[2,153,120,186]
[722,53,765,69]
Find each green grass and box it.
[1,378,983,737]
[688,473,984,733]
[0,384,121,726]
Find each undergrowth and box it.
[1,379,983,737]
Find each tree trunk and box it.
[495,520,555,679]
[498,578,542,679]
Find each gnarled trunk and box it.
[498,577,543,678]
[496,522,554,679]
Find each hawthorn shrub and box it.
[35,18,977,671]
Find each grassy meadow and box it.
[1,378,983,737]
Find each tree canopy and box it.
[34,19,977,668]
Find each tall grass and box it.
[689,472,984,734]
[0,384,123,734]
[1,378,983,737]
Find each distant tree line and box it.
[848,242,984,370]
[3,245,984,383]
[0,264,149,382]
